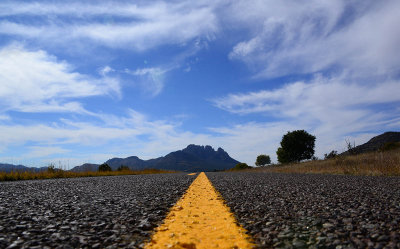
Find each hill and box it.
[344,131,400,154]
[71,144,239,172]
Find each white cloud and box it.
[0,1,219,51]
[226,0,400,79]
[125,67,170,96]
[3,0,399,75]
[99,66,114,76]
[24,146,70,158]
[0,108,177,151]
[0,114,10,121]
[213,77,400,116]
[0,44,120,113]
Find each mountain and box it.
[0,164,47,173]
[344,131,400,154]
[1,145,239,173]
[71,144,240,172]
[70,163,99,172]
[106,156,146,169]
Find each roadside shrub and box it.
[98,163,112,172]
[346,139,357,155]
[233,163,251,170]
[47,163,56,173]
[324,150,338,159]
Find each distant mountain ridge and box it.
[0,164,47,173]
[71,144,239,172]
[0,145,238,173]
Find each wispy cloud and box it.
[226,0,400,79]
[0,115,10,121]
[0,44,120,113]
[125,67,169,97]
[212,75,400,159]
[213,77,400,116]
[0,1,218,51]
[24,146,70,158]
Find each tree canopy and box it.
[98,163,112,172]
[255,154,271,166]
[276,130,316,164]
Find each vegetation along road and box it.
[1,172,400,248]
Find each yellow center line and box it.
[145,172,254,249]
[187,173,197,176]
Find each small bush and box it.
[324,150,338,159]
[233,163,251,170]
[346,139,357,155]
[98,163,112,172]
[47,164,56,173]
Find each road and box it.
[0,174,195,248]
[1,172,400,248]
[207,172,400,248]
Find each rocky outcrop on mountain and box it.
[144,145,239,172]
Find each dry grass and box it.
[0,168,175,182]
[255,148,400,176]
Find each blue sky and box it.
[0,0,400,168]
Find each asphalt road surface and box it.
[0,174,195,248]
[1,172,400,248]
[207,172,400,249]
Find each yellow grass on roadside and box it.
[256,149,400,176]
[0,168,175,182]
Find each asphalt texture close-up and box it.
[0,174,195,249]
[207,172,400,249]
[1,172,400,249]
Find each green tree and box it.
[233,163,251,170]
[117,165,130,171]
[277,130,316,164]
[98,163,112,172]
[255,154,271,166]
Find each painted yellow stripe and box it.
[145,172,254,249]
[187,173,197,175]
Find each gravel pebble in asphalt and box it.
[207,172,400,249]
[0,174,195,248]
